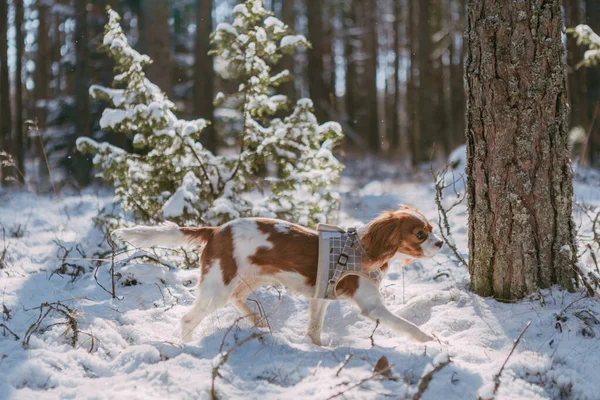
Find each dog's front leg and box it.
[352,278,433,342]
[307,298,329,345]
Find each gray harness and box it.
[314,225,384,299]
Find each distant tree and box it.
[466,0,576,299]
[414,0,432,165]
[363,0,379,152]
[0,0,10,183]
[71,0,92,186]
[280,0,297,101]
[13,0,25,182]
[389,0,402,151]
[306,0,329,122]
[140,0,172,96]
[342,0,356,131]
[585,0,600,166]
[194,0,216,152]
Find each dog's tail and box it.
[113,221,216,248]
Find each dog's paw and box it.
[308,333,323,346]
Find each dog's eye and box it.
[415,231,427,240]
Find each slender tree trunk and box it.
[585,0,600,166]
[306,0,328,122]
[280,0,297,102]
[35,0,52,184]
[72,0,92,186]
[389,0,402,152]
[415,0,433,164]
[194,0,216,153]
[13,0,25,183]
[52,12,62,96]
[407,0,418,164]
[465,0,577,299]
[565,0,588,141]
[0,0,11,183]
[449,0,466,148]
[343,0,356,132]
[364,0,380,152]
[141,0,172,96]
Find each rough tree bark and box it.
[465,0,577,299]
[194,0,216,153]
[0,0,11,183]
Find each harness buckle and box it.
[338,253,349,266]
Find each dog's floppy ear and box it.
[362,211,405,260]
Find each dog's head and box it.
[361,205,443,262]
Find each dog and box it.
[113,205,443,345]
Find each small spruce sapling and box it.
[78,2,343,228]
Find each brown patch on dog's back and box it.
[201,225,237,285]
[249,219,319,286]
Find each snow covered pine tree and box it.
[77,2,343,228]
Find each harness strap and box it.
[326,228,362,299]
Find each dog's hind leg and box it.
[230,279,268,328]
[307,298,330,345]
[180,262,234,343]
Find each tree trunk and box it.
[0,0,10,183]
[465,0,577,299]
[13,0,25,183]
[449,0,466,148]
[140,0,172,96]
[72,0,92,186]
[415,0,433,164]
[306,0,328,122]
[364,0,380,152]
[565,0,588,141]
[280,0,297,102]
[343,0,356,132]
[407,0,418,164]
[585,0,600,166]
[389,0,401,151]
[36,1,51,102]
[35,0,52,184]
[194,0,216,153]
[52,11,62,96]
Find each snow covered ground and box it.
[1,160,599,400]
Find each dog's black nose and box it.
[435,240,444,248]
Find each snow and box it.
[1,161,599,399]
[281,35,306,48]
[215,22,238,36]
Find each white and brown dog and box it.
[113,205,443,345]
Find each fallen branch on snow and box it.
[493,321,531,396]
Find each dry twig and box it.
[493,321,531,396]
